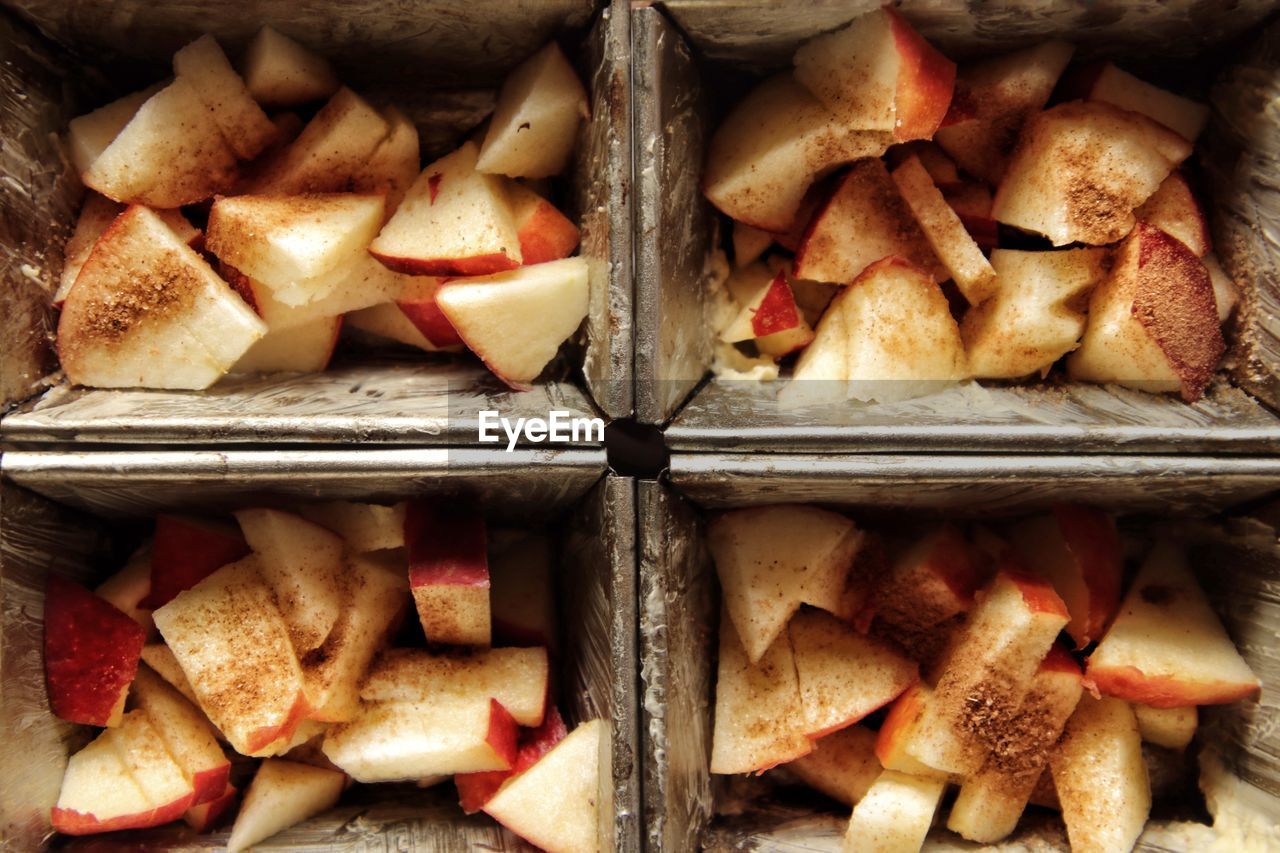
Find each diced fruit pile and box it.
[706,7,1239,403]
[708,504,1261,852]
[44,503,602,853]
[56,27,591,391]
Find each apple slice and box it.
[405,501,490,646]
[708,504,862,664]
[710,618,811,774]
[173,34,276,160]
[45,575,145,727]
[962,248,1110,380]
[234,508,345,653]
[435,257,589,389]
[934,40,1075,185]
[1070,61,1209,141]
[131,665,230,805]
[1135,172,1210,256]
[143,514,249,609]
[247,88,391,194]
[910,567,1069,775]
[891,154,996,304]
[783,725,880,806]
[152,556,308,756]
[83,78,240,207]
[457,704,568,813]
[1067,221,1224,402]
[1086,541,1260,706]
[66,85,162,175]
[361,647,548,727]
[95,543,155,635]
[794,158,941,285]
[733,222,773,268]
[57,206,266,390]
[946,646,1083,843]
[351,107,420,214]
[232,315,343,373]
[243,26,340,107]
[140,643,200,707]
[508,181,581,264]
[793,7,955,141]
[395,276,464,348]
[322,696,517,782]
[702,73,892,232]
[226,256,409,333]
[370,140,522,276]
[1134,704,1197,750]
[52,712,195,834]
[226,759,344,852]
[476,41,589,179]
[1050,696,1151,853]
[842,769,947,853]
[490,531,557,648]
[183,781,237,831]
[874,683,949,781]
[992,101,1192,246]
[295,501,407,552]
[720,270,814,356]
[788,609,917,738]
[483,718,603,853]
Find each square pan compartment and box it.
[640,454,1280,850]
[634,1,1280,454]
[0,0,632,446]
[0,448,638,852]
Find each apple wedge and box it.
[784,725,880,806]
[296,501,407,552]
[1070,61,1209,141]
[702,73,892,232]
[66,85,161,175]
[788,609,916,738]
[243,26,340,107]
[232,315,343,374]
[483,718,603,853]
[83,79,240,207]
[508,180,581,264]
[131,665,230,805]
[1067,221,1224,401]
[140,643,200,707]
[361,647,548,727]
[992,101,1192,246]
[143,514,249,609]
[227,759,344,853]
[226,256,409,332]
[457,704,568,813]
[794,158,940,285]
[350,106,420,215]
[45,575,145,727]
[1134,704,1197,750]
[708,504,862,663]
[173,34,276,160]
[874,683,949,781]
[57,206,266,390]
[842,769,947,853]
[56,194,123,305]
[720,270,814,357]
[490,531,557,648]
[476,41,589,179]
[1135,172,1210,256]
[396,276,464,348]
[962,248,1110,380]
[1086,541,1260,706]
[1050,695,1151,853]
[405,501,491,646]
[793,7,955,141]
[370,140,522,276]
[95,544,155,635]
[435,257,589,389]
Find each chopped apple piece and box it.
[183,781,237,831]
[395,276,464,348]
[131,665,230,805]
[733,222,774,268]
[720,270,814,356]
[790,290,849,384]
[361,647,548,727]
[1204,254,1241,324]
[57,206,265,390]
[457,704,568,813]
[232,315,343,373]
[875,683,949,781]
[1067,221,1224,402]
[507,180,581,264]
[789,609,916,738]
[708,504,862,663]
[295,501,406,552]
[962,248,1110,380]
[703,73,892,232]
[173,34,276,160]
[227,759,344,853]
[887,141,962,187]
[992,101,1192,246]
[476,42,588,179]
[140,643,200,707]
[1135,172,1210,256]
[842,769,946,853]
[83,79,239,207]
[1072,61,1209,141]
[94,544,154,635]
[45,575,145,727]
[1050,696,1151,853]
[1087,541,1259,706]
[243,26,340,107]
[405,501,490,646]
[1134,704,1197,750]
[793,7,955,141]
[784,725,880,806]
[490,530,557,648]
[143,514,249,609]
[66,85,161,175]
[228,256,409,332]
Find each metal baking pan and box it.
[0,0,633,447]
[634,1,1280,454]
[641,455,1280,850]
[0,449,637,852]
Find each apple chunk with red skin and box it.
[142,514,249,609]
[457,704,568,813]
[395,276,464,349]
[874,682,948,780]
[405,501,491,646]
[183,781,237,832]
[507,180,581,264]
[45,575,145,727]
[131,665,230,805]
[720,270,814,357]
[1087,541,1260,707]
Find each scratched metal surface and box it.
[0,0,632,436]
[643,465,1280,851]
[0,463,636,851]
[633,2,1280,451]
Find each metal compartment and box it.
[640,456,1280,850]
[0,449,638,852]
[634,1,1280,454]
[0,0,632,447]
